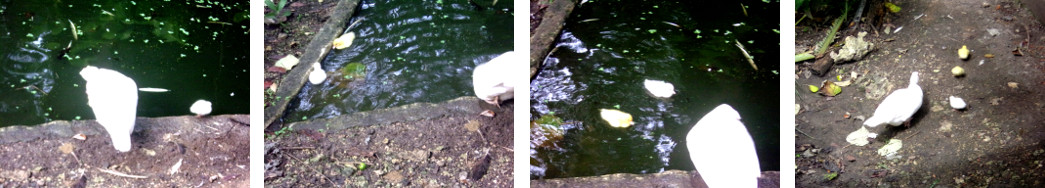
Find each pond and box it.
[0,0,249,126]
[285,0,514,121]
[530,0,781,179]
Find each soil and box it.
[796,0,1045,187]
[263,0,340,109]
[264,98,514,187]
[0,115,250,187]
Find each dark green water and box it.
[0,0,249,126]
[286,0,513,121]
[531,0,780,179]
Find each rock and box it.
[986,28,1000,37]
[403,150,430,162]
[939,120,954,132]
[0,169,30,180]
[830,32,875,63]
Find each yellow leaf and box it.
[885,2,902,13]
[808,85,820,93]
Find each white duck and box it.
[472,51,519,105]
[80,66,138,152]
[687,104,760,188]
[190,100,212,116]
[864,71,923,127]
[309,62,326,85]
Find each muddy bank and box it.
[0,115,250,187]
[530,170,780,188]
[796,0,1045,186]
[265,96,513,187]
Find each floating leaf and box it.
[599,109,633,128]
[339,62,367,79]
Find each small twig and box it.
[796,128,816,139]
[96,167,147,179]
[71,151,86,168]
[285,152,340,187]
[903,130,920,140]
[281,146,315,150]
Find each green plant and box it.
[265,0,292,22]
[268,126,294,139]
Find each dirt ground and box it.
[0,115,250,187]
[264,98,514,187]
[796,0,1045,187]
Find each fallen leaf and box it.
[479,110,495,117]
[267,66,287,73]
[464,120,480,132]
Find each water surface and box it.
[287,0,514,121]
[530,0,780,179]
[0,0,249,126]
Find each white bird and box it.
[864,72,923,127]
[80,66,138,152]
[643,79,675,98]
[190,100,212,116]
[687,104,760,188]
[472,51,519,106]
[309,62,326,85]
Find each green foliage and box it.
[824,172,838,180]
[264,0,292,21]
[268,125,294,139]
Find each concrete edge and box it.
[529,0,577,78]
[0,114,248,144]
[286,96,484,131]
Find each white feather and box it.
[80,66,137,152]
[864,72,923,127]
[687,104,760,188]
[472,51,519,104]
